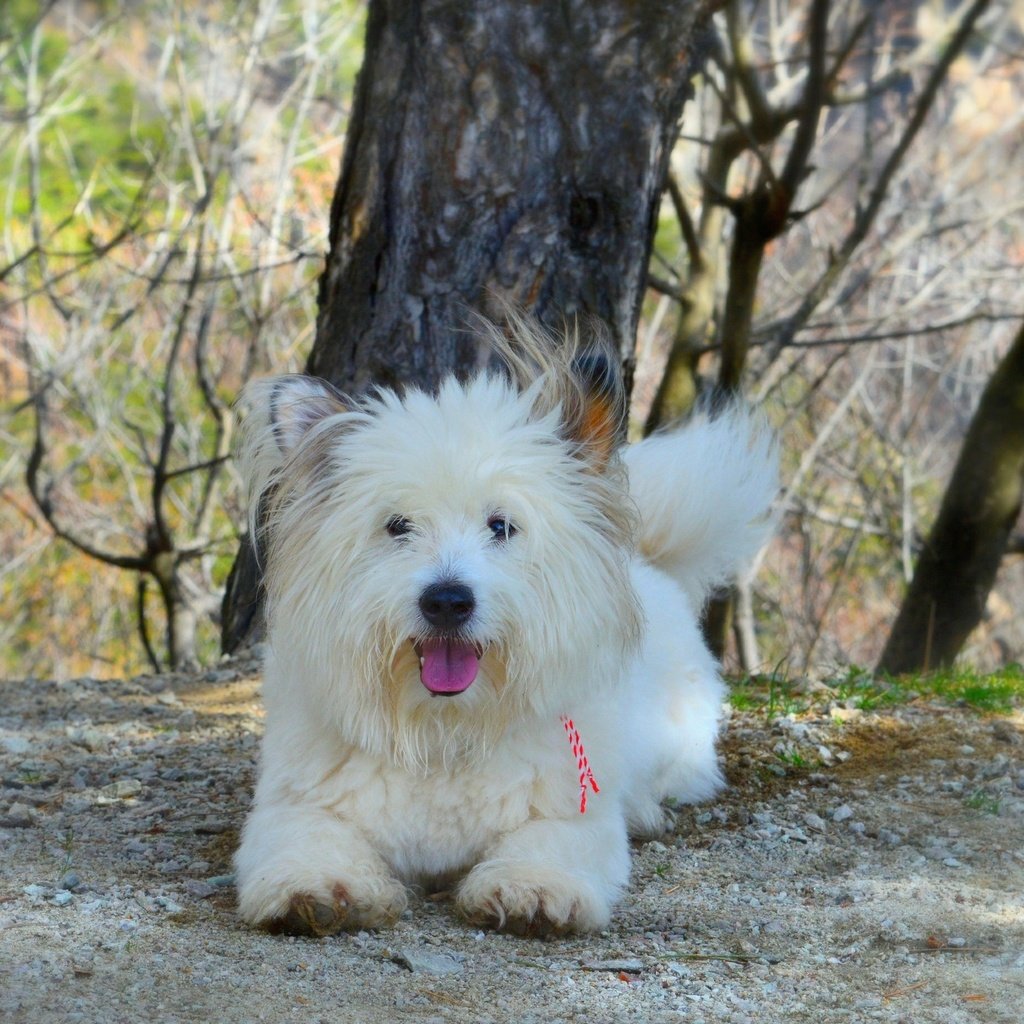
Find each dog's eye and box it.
[385,516,411,538]
[487,516,517,542]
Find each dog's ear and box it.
[267,375,347,455]
[564,352,625,472]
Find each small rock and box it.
[831,804,853,823]
[157,691,181,706]
[175,709,197,732]
[991,721,1020,745]
[0,735,31,755]
[52,890,74,906]
[831,707,862,723]
[2,802,36,827]
[943,857,963,868]
[206,874,236,888]
[877,828,901,846]
[59,872,82,891]
[947,936,967,947]
[154,896,184,913]
[581,959,643,973]
[848,821,866,836]
[959,745,975,755]
[184,880,218,899]
[70,948,95,976]
[193,820,231,835]
[394,948,463,975]
[66,726,109,752]
[23,884,51,899]
[97,779,142,802]
[803,812,827,832]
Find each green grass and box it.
[964,790,1001,816]
[729,664,1024,717]
[777,750,812,769]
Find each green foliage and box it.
[963,791,1001,816]
[729,664,1024,717]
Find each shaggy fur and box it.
[234,323,776,936]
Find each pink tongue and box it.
[419,639,480,694]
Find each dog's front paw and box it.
[240,870,407,936]
[456,862,609,937]
[265,883,353,937]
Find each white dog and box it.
[233,322,775,937]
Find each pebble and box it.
[175,710,197,732]
[831,707,862,722]
[52,890,74,906]
[803,813,827,832]
[581,959,644,973]
[394,947,463,975]
[991,720,1020,745]
[206,874,236,888]
[831,805,853,823]
[877,829,901,846]
[2,802,35,827]
[97,779,143,802]
[66,726,108,752]
[60,872,82,891]
[947,936,967,947]
[0,735,31,755]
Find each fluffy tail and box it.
[624,408,777,609]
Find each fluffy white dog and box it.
[234,323,775,937]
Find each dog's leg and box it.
[455,814,629,936]
[234,803,406,936]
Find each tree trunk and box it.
[309,0,716,391]
[877,320,1024,674]
[223,0,718,653]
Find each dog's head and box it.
[240,322,641,769]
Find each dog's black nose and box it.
[419,582,475,630]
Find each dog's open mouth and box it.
[413,638,482,696]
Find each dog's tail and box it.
[624,407,777,610]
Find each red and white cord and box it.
[559,714,600,814]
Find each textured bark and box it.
[877,321,1024,674]
[309,0,717,390]
[223,0,718,653]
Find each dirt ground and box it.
[1,660,1022,1024]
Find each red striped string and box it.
[559,714,600,814]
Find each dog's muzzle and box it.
[415,582,480,695]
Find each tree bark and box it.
[223,0,719,653]
[877,320,1024,674]
[309,0,717,391]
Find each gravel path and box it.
[1,662,1022,1024]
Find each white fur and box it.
[234,367,775,935]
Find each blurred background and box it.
[2,0,1022,682]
